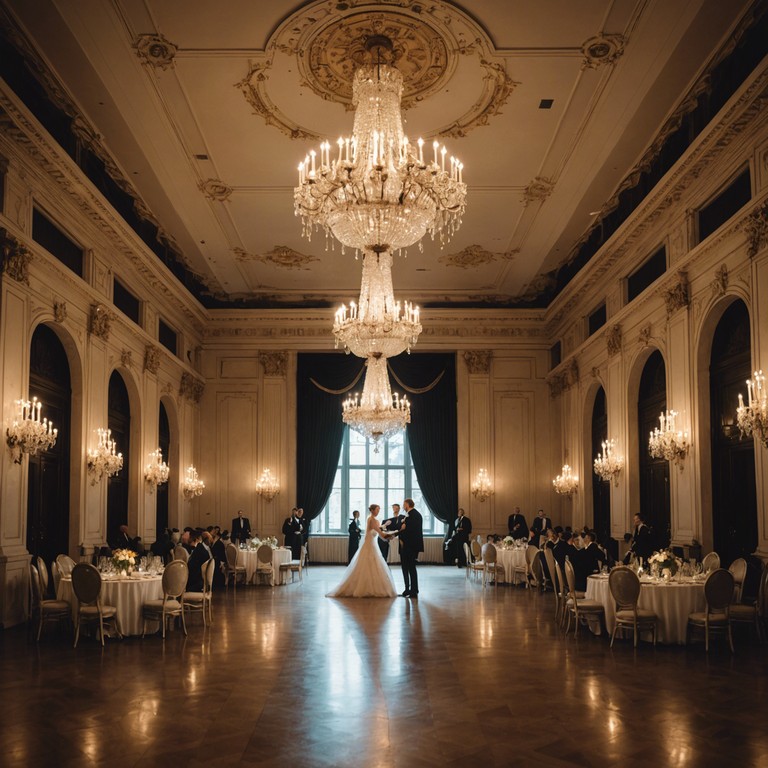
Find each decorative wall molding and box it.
[120,349,133,368]
[638,323,652,347]
[522,177,554,206]
[144,344,161,374]
[605,324,622,357]
[745,201,768,257]
[661,271,690,317]
[463,350,492,374]
[710,264,729,298]
[233,246,318,270]
[259,351,288,377]
[198,178,233,202]
[133,34,178,71]
[180,372,205,403]
[581,33,625,69]
[88,303,113,341]
[438,244,517,269]
[0,227,31,284]
[547,358,580,398]
[53,299,67,322]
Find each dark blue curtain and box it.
[297,352,457,525]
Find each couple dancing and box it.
[327,498,423,598]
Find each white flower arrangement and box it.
[249,536,279,549]
[112,548,137,574]
[647,548,682,579]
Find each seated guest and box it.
[557,532,580,575]
[186,530,211,592]
[527,527,539,548]
[111,524,143,554]
[574,531,604,591]
[202,531,213,555]
[151,528,174,560]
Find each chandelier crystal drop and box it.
[648,409,690,468]
[87,428,123,484]
[737,369,768,447]
[5,397,57,464]
[593,439,624,486]
[294,36,466,256]
[342,355,410,449]
[552,464,579,497]
[333,250,421,358]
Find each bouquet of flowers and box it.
[648,548,682,579]
[502,536,514,549]
[264,536,279,548]
[112,548,136,574]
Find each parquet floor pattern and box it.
[2,565,767,767]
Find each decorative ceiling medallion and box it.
[134,34,178,71]
[522,176,555,206]
[581,33,625,69]
[198,178,233,202]
[438,244,517,269]
[244,0,514,140]
[234,246,318,270]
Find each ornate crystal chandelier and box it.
[648,409,690,468]
[294,35,466,257]
[343,354,410,449]
[87,428,123,484]
[183,465,205,500]
[737,369,768,447]
[333,250,421,358]
[144,448,169,492]
[255,467,280,501]
[471,468,494,502]
[552,464,579,497]
[5,397,57,464]
[593,439,623,486]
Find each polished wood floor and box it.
[3,565,768,767]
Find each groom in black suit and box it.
[398,498,424,597]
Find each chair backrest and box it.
[531,550,543,581]
[702,551,720,572]
[203,558,215,592]
[704,568,734,612]
[554,560,566,597]
[609,566,641,609]
[257,544,273,565]
[162,560,188,599]
[728,558,747,601]
[173,545,189,562]
[758,563,768,619]
[56,554,76,577]
[71,563,102,605]
[525,545,537,568]
[481,543,497,565]
[225,543,239,569]
[35,556,49,595]
[299,545,307,566]
[543,548,557,587]
[463,542,472,566]
[51,561,62,594]
[564,558,577,597]
[29,563,42,606]
[471,540,482,561]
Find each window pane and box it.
[350,442,366,465]
[350,488,366,516]
[388,437,404,464]
[369,469,385,489]
[387,490,404,512]
[332,468,342,489]
[388,469,404,488]
[350,469,366,488]
[328,494,342,531]
[369,445,385,465]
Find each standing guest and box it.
[452,508,472,567]
[231,510,251,544]
[398,498,423,598]
[210,529,226,590]
[186,529,211,592]
[507,507,528,540]
[348,510,362,563]
[624,513,655,564]
[283,508,298,548]
[297,507,310,564]
[532,509,552,540]
[379,503,403,561]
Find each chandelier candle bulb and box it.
[737,369,768,447]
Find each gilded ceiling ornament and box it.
[234,246,318,270]
[522,177,554,206]
[88,303,113,341]
[581,33,625,69]
[0,227,31,284]
[463,350,492,374]
[744,202,768,257]
[180,372,205,403]
[53,300,67,323]
[144,345,161,374]
[198,178,233,202]
[710,264,729,298]
[438,244,516,269]
[134,34,178,71]
[605,324,622,358]
[661,271,690,317]
[259,351,288,377]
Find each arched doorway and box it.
[156,402,170,535]
[638,350,670,547]
[591,387,610,545]
[107,371,131,546]
[26,324,71,563]
[710,300,757,564]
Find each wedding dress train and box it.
[326,514,396,598]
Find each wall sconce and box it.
[593,439,623,486]
[183,465,205,500]
[737,369,768,447]
[255,467,280,501]
[471,468,494,502]
[144,448,169,492]
[552,464,579,497]
[6,397,57,464]
[648,409,690,469]
[87,428,123,484]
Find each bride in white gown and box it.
[327,504,397,598]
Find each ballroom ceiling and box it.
[1,0,756,308]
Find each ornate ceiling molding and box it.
[522,176,554,206]
[463,350,492,374]
[133,34,178,71]
[198,178,233,202]
[180,372,205,402]
[581,33,625,69]
[438,244,517,269]
[233,246,319,270]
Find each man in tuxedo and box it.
[379,503,403,561]
[283,508,298,548]
[111,524,143,554]
[507,507,528,540]
[574,531,604,591]
[532,509,552,539]
[283,508,304,559]
[348,510,362,563]
[296,507,310,563]
[451,508,472,567]
[398,498,424,597]
[186,529,211,592]
[231,510,251,544]
[624,513,655,564]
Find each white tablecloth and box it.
[586,574,706,644]
[57,574,164,636]
[494,547,528,583]
[239,548,292,585]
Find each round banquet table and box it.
[239,548,293,585]
[494,546,528,584]
[57,574,164,636]
[586,574,707,644]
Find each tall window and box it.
[315,427,445,535]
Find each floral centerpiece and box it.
[249,536,279,549]
[648,548,682,579]
[502,536,514,549]
[112,548,137,575]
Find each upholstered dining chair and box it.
[728,557,748,603]
[255,544,275,586]
[543,548,562,623]
[480,543,505,588]
[173,545,189,562]
[280,545,306,584]
[56,553,76,578]
[224,543,247,591]
[29,563,70,641]
[687,568,734,652]
[142,559,188,639]
[470,539,482,566]
[564,559,604,638]
[730,561,768,642]
[525,545,539,589]
[701,551,720,573]
[71,562,122,647]
[465,543,483,582]
[183,557,214,626]
[35,556,52,598]
[608,566,658,647]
